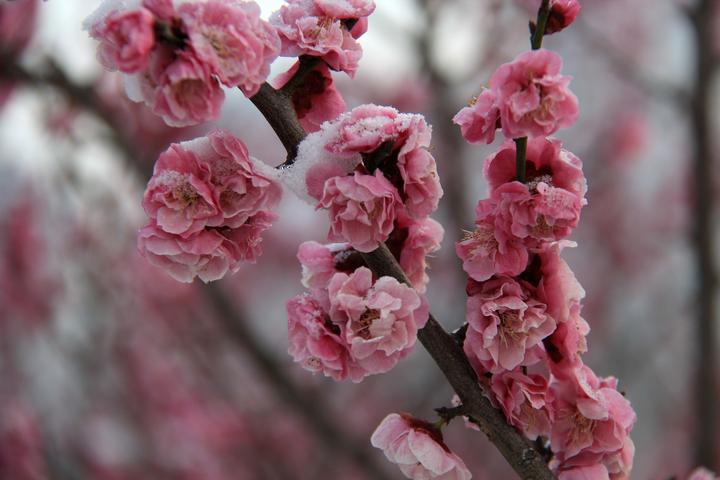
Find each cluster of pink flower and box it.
[137,130,282,283]
[85,0,374,127]
[285,104,444,382]
[446,3,637,478]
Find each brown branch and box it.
[0,55,139,165]
[688,0,718,470]
[201,285,393,480]
[247,77,556,479]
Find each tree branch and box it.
[688,0,718,470]
[247,72,556,478]
[201,285,395,480]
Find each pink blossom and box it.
[179,0,280,95]
[270,0,374,76]
[550,365,636,474]
[455,202,529,282]
[297,240,341,292]
[397,215,444,294]
[489,370,554,440]
[452,89,500,145]
[272,61,346,132]
[142,0,176,21]
[556,464,610,480]
[371,413,472,480]
[319,170,402,253]
[534,243,589,377]
[138,211,276,283]
[396,115,443,218]
[463,276,555,372]
[687,468,720,480]
[0,0,38,56]
[89,8,155,73]
[142,50,226,127]
[328,267,427,378]
[484,137,586,241]
[489,49,579,138]
[287,293,350,381]
[143,131,282,237]
[546,0,582,35]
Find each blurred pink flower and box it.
[319,170,401,252]
[371,413,472,480]
[179,0,280,95]
[489,370,554,440]
[687,468,720,480]
[89,8,156,73]
[464,276,555,372]
[270,0,374,76]
[453,89,500,145]
[0,399,46,480]
[0,0,38,56]
[272,61,346,132]
[546,0,582,35]
[287,293,350,381]
[328,267,427,378]
[490,50,578,138]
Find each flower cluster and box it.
[450,10,636,478]
[85,0,280,126]
[286,221,440,381]
[371,413,472,480]
[137,130,282,283]
[453,49,579,143]
[284,104,443,253]
[287,263,428,382]
[270,0,375,77]
[85,0,376,128]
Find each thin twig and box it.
[688,0,718,469]
[202,285,394,480]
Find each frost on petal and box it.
[272,61,346,133]
[270,0,370,76]
[179,0,280,95]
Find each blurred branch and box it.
[202,284,394,480]
[247,76,556,479]
[687,0,718,469]
[575,19,691,108]
[415,0,471,246]
[0,55,140,166]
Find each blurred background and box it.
[0,0,718,478]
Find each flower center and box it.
[355,308,380,339]
[463,226,498,257]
